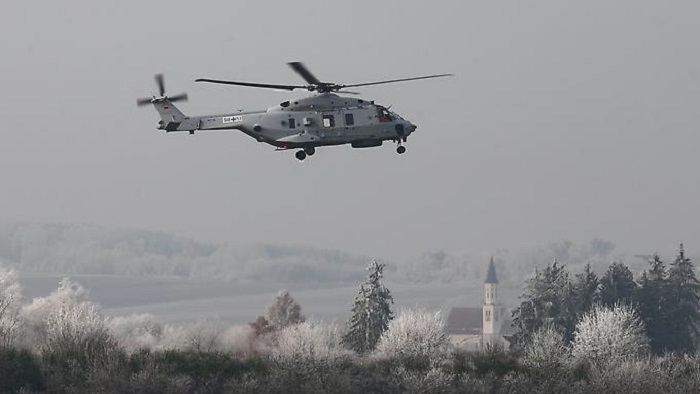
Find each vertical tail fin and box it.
[136,74,189,131]
[153,99,186,121]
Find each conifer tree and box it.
[342,260,394,354]
[599,261,637,307]
[511,261,576,345]
[666,244,700,353]
[570,263,599,319]
[638,255,673,354]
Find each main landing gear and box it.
[296,147,316,161]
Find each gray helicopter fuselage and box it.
[158,93,416,150]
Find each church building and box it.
[444,258,511,349]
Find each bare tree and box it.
[0,267,23,348]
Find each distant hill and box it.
[0,222,673,290]
[0,223,369,283]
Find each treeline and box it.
[0,223,626,287]
[510,244,700,355]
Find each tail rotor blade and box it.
[136,97,153,107]
[155,74,165,96]
[138,74,189,109]
[168,93,188,102]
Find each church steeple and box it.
[483,257,503,344]
[485,257,498,284]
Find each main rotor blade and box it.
[195,78,306,91]
[341,74,454,89]
[287,62,322,85]
[155,74,165,96]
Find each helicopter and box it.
[137,62,452,160]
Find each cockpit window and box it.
[377,106,392,122]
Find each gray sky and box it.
[1,0,699,261]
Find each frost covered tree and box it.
[108,313,164,352]
[511,261,575,345]
[266,289,305,329]
[44,299,114,357]
[25,278,120,389]
[666,244,700,353]
[599,261,637,307]
[375,308,448,359]
[186,317,226,352]
[0,267,23,348]
[342,260,394,354]
[522,324,571,373]
[572,304,649,368]
[274,321,347,359]
[217,324,263,356]
[38,280,112,350]
[20,277,91,349]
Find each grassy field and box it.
[18,273,521,325]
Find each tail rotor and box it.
[137,74,188,107]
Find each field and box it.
[18,272,519,325]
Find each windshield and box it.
[377,106,393,122]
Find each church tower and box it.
[482,257,503,345]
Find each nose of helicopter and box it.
[408,122,417,132]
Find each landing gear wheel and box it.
[295,150,307,161]
[304,147,315,156]
[396,146,406,154]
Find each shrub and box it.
[0,347,43,393]
[274,321,348,359]
[108,313,163,352]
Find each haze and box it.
[1,0,698,261]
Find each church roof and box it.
[444,307,482,335]
[485,258,498,284]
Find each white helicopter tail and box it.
[152,99,187,130]
[136,74,189,131]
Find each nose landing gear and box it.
[396,139,406,154]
